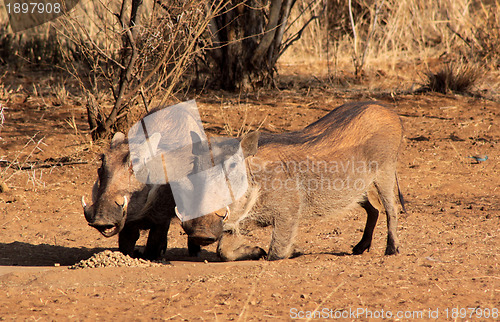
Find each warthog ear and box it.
[240,131,260,158]
[111,132,126,149]
[190,131,209,155]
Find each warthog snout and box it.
[180,207,227,246]
[88,222,119,237]
[82,195,128,238]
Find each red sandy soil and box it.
[0,65,498,320]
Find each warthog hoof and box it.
[188,240,202,257]
[255,247,267,259]
[352,241,371,255]
[132,249,144,258]
[384,245,399,255]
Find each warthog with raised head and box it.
[181,101,405,261]
[82,104,223,259]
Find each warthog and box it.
[181,101,405,261]
[82,104,223,259]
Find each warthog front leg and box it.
[217,231,267,261]
[142,219,172,260]
[267,213,300,260]
[188,240,202,257]
[118,224,140,257]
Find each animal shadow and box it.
[0,242,108,266]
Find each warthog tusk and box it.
[122,196,128,211]
[216,206,230,222]
[81,196,87,209]
[175,206,229,221]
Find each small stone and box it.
[0,181,9,193]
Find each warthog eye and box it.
[97,154,105,178]
[122,152,130,164]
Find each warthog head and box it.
[181,206,227,246]
[82,132,147,237]
[179,131,260,247]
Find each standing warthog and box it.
[181,101,405,261]
[82,104,223,259]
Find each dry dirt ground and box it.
[0,65,499,320]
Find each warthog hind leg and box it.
[375,173,400,255]
[353,196,380,255]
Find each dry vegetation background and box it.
[0,0,499,92]
[0,0,499,320]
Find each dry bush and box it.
[460,0,500,68]
[56,0,224,139]
[422,61,481,94]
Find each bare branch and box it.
[251,0,283,65]
[359,0,385,71]
[278,0,323,59]
[104,0,142,131]
[271,0,294,65]
[348,0,358,58]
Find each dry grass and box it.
[0,133,47,189]
[281,0,500,72]
[422,61,481,94]
[218,100,268,138]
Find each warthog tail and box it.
[395,173,406,213]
